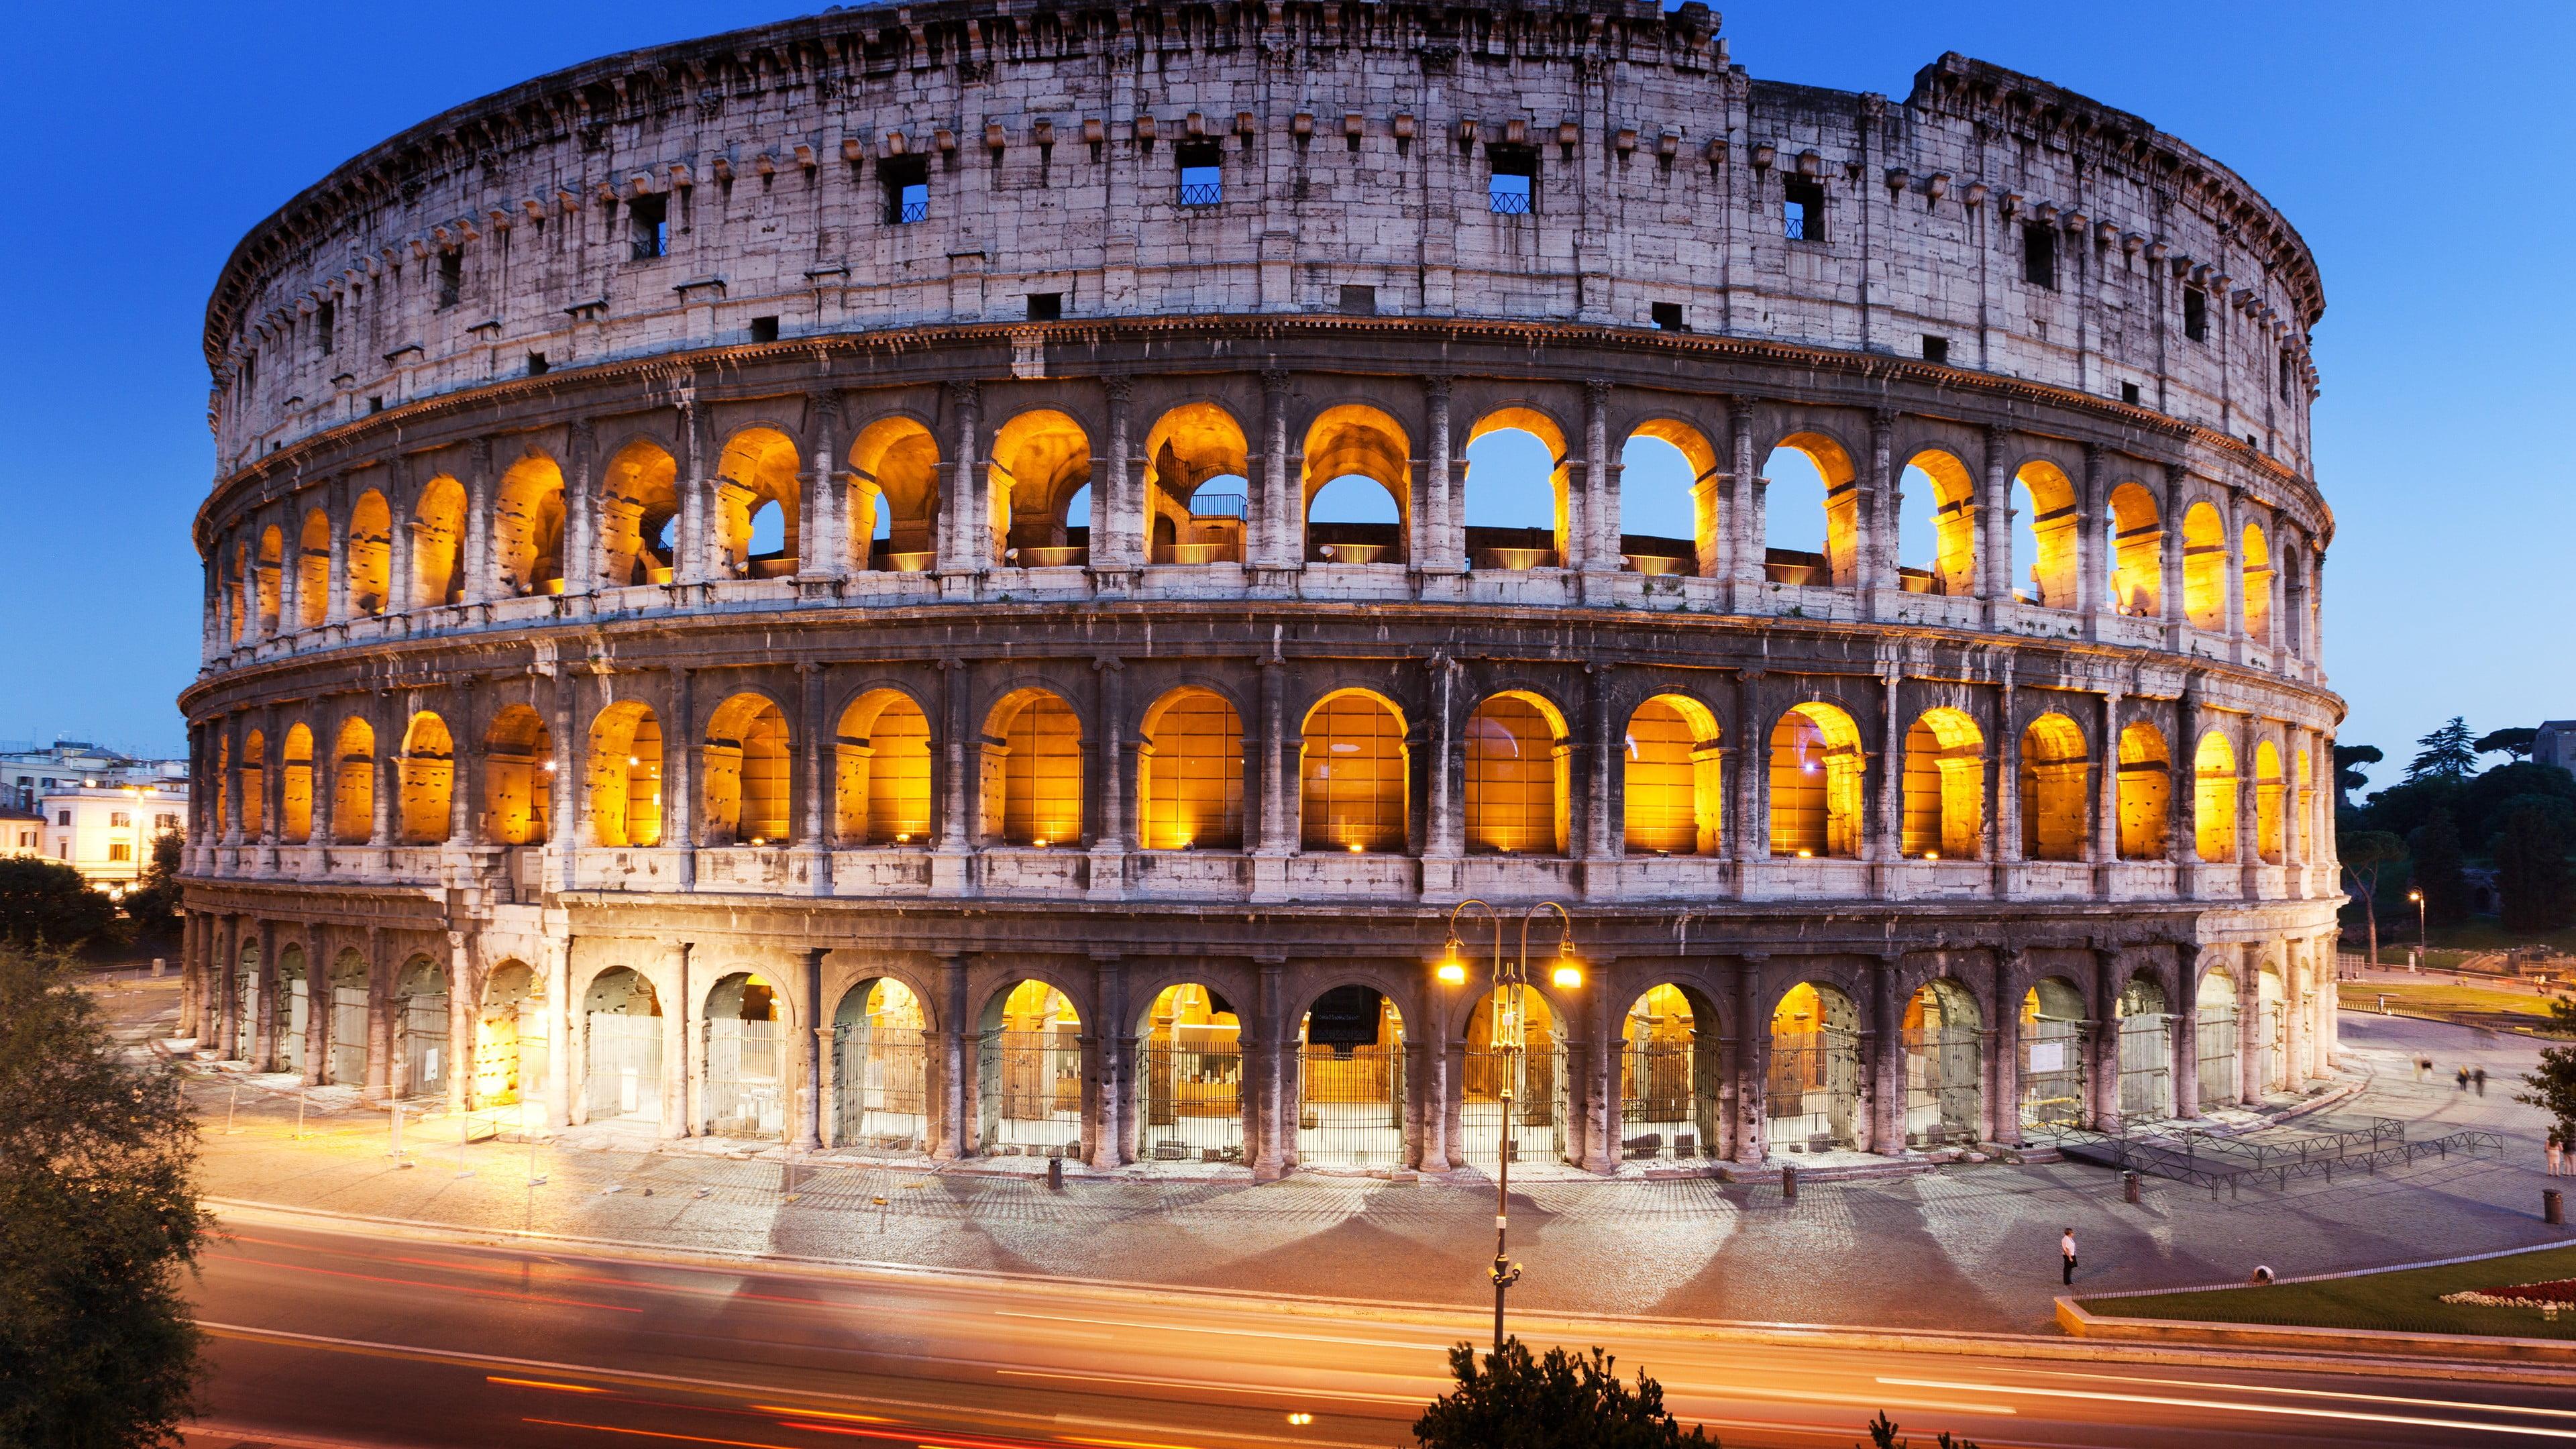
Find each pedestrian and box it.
[2061,1228,2078,1287]
[2415,1056,2429,1083]
[2548,1131,2564,1178]
[2475,1067,2489,1097]
[2459,1065,2473,1092]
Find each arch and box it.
[254,525,283,634]
[392,953,449,1099]
[1296,983,1407,1166]
[1770,703,1864,858]
[834,977,928,1149]
[272,943,310,1076]
[410,475,468,608]
[1621,983,1719,1159]
[2194,961,2240,1108]
[1763,431,1859,586]
[481,704,553,845]
[476,960,545,1118]
[1140,402,1248,566]
[1768,981,1862,1151]
[701,692,791,846]
[1897,449,1978,596]
[716,427,802,578]
[2194,731,2239,863]
[2241,521,2274,645]
[2255,959,2288,1091]
[848,415,942,571]
[989,409,1094,566]
[1464,406,1570,568]
[599,439,682,587]
[1138,687,1244,850]
[1138,982,1244,1162]
[582,965,663,1124]
[586,702,664,849]
[220,540,245,643]
[976,979,1083,1152]
[1900,977,1983,1147]
[2116,973,2174,1122]
[1901,708,1986,860]
[1465,690,1568,854]
[325,948,370,1086]
[2180,500,2228,631]
[280,722,315,844]
[2019,977,2088,1128]
[2010,460,2081,608]
[346,490,392,616]
[2116,722,2172,860]
[2019,712,2090,862]
[703,970,787,1138]
[980,688,1083,847]
[396,711,454,845]
[2253,739,2285,864]
[834,689,932,845]
[2294,748,2314,865]
[2106,482,2163,616]
[239,729,267,839]
[330,716,376,845]
[1462,983,1566,1166]
[1299,689,1408,853]
[296,507,331,627]
[1624,694,1721,855]
[1619,422,1716,576]
[492,452,569,595]
[1302,404,1411,566]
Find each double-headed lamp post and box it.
[2409,889,2426,956]
[1436,898,1581,1354]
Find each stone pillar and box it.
[1424,376,1461,573]
[1582,665,1614,863]
[2174,945,2201,1120]
[325,482,352,624]
[666,667,696,887]
[564,421,598,598]
[250,920,278,1069]
[1581,967,1616,1172]
[446,930,474,1114]
[364,926,392,1102]
[1733,953,1766,1162]
[945,380,987,580]
[1425,657,1463,861]
[1871,953,1904,1155]
[794,947,825,1151]
[1089,954,1129,1168]
[1980,425,2012,614]
[551,668,580,889]
[795,663,831,892]
[2159,463,2189,647]
[675,404,712,586]
[369,696,396,850]
[1727,399,1762,598]
[544,931,572,1132]
[1872,673,1902,869]
[462,437,498,604]
[1256,369,1295,572]
[447,677,477,847]
[1987,949,2021,1146]
[1994,674,2021,890]
[213,915,241,1058]
[2221,485,2249,649]
[664,941,694,1139]
[2284,947,2310,1088]
[1089,656,1127,897]
[2088,947,2121,1132]
[801,392,846,585]
[2094,688,2125,873]
[386,464,417,614]
[2078,443,2108,633]
[932,953,968,1159]
[1253,959,1287,1180]
[2171,685,2200,881]
[1581,378,1616,593]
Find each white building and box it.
[4,739,189,812]
[2538,721,2576,774]
[36,782,188,892]
[1,805,42,859]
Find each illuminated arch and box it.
[2180,500,2228,632]
[2116,722,2172,860]
[981,688,1083,847]
[1619,983,1716,1157]
[977,979,1083,1152]
[1464,406,1571,568]
[1299,689,1408,853]
[847,416,941,571]
[598,439,680,588]
[1465,690,1568,854]
[280,722,315,844]
[2019,712,2090,862]
[239,729,267,838]
[482,704,553,845]
[2241,521,2274,645]
[834,977,928,1148]
[1141,402,1250,566]
[296,508,331,627]
[1301,405,1411,565]
[988,410,1093,566]
[1619,420,1719,576]
[2194,730,2239,863]
[2106,482,2163,616]
[410,475,467,608]
[492,452,568,596]
[1898,449,1978,597]
[329,716,375,845]
[1623,694,1721,855]
[2253,739,2285,864]
[1900,708,1985,860]
[834,689,932,845]
[1138,687,1244,850]
[2011,460,2081,608]
[1770,702,1864,858]
[254,525,283,634]
[1900,977,1983,1145]
[396,710,454,845]
[1769,981,1862,1149]
[1763,431,1859,586]
[702,969,788,1138]
[346,490,392,616]
[585,701,664,849]
[715,427,802,579]
[701,692,792,846]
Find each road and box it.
[189,1212,2576,1448]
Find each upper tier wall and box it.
[203,2,2324,492]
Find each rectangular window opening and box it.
[526,352,549,376]
[881,155,930,224]
[1024,292,1063,321]
[1177,140,1224,206]
[749,315,781,343]
[2183,286,2208,342]
[436,252,462,309]
[2279,352,2294,400]
[1921,335,1949,364]
[316,300,335,356]
[629,193,669,260]
[2023,223,2057,289]
[1651,301,1687,332]
[1782,177,1825,241]
[368,396,384,414]
[1488,144,1538,215]
[1338,284,1377,317]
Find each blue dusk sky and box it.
[0,1,2564,798]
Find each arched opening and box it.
[254,525,283,635]
[1139,983,1242,1163]
[396,712,453,845]
[239,730,267,839]
[297,508,331,627]
[273,945,309,1076]
[599,441,682,587]
[493,453,568,595]
[410,476,468,608]
[980,689,1082,847]
[1299,690,1407,853]
[834,690,932,845]
[2019,977,2087,1128]
[2253,740,2284,864]
[1770,703,1864,858]
[2195,966,2239,1108]
[1462,985,1564,1167]
[702,694,791,847]
[1465,692,1567,855]
[989,409,1095,566]
[849,416,941,572]
[834,977,928,1150]
[2010,461,2080,608]
[2294,749,2314,865]
[2241,523,2273,645]
[1623,696,1721,855]
[1302,405,1411,565]
[476,961,545,1120]
[1618,425,1712,576]
[394,955,449,1100]
[1901,979,1983,1148]
[1296,985,1405,1165]
[1621,984,1715,1159]
[1896,451,1978,596]
[1139,403,1246,567]
[2180,501,2228,632]
[2019,713,2090,862]
[1762,434,1858,586]
[2194,731,2239,863]
[231,937,257,1055]
[586,702,664,848]
[583,967,663,1124]
[2116,975,2173,1122]
[1464,409,1568,571]
[346,490,392,616]
[1139,688,1244,850]
[327,949,369,1086]
[481,705,553,845]
[1900,708,1985,861]
[2255,961,2286,1091]
[2106,482,2162,616]
[714,428,802,579]
[2116,723,2171,860]
[280,724,314,844]
[703,971,785,1138]
[220,543,244,643]
[211,735,229,838]
[1768,982,1862,1151]
[977,980,1081,1153]
[331,718,375,845]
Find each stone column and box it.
[1737,672,1769,865]
[1089,954,1129,1168]
[663,941,694,1139]
[1733,955,1766,1163]
[943,380,985,580]
[2284,946,2310,1088]
[213,915,241,1059]
[932,953,968,1159]
[666,667,696,888]
[564,421,598,598]
[364,926,392,1102]
[794,947,825,1151]
[675,403,712,586]
[795,663,831,893]
[1980,425,2012,616]
[2094,687,2125,873]
[447,677,478,847]
[2171,686,2200,884]
[1994,675,2022,888]
[1986,949,2021,1146]
[1727,399,1762,598]
[1253,959,1288,1180]
[221,717,244,849]
[545,931,573,1131]
[551,668,580,889]
[2088,947,2121,1132]
[1254,657,1290,858]
[1256,369,1295,573]
[386,463,418,615]
[1089,656,1128,897]
[1582,666,1615,862]
[1424,375,1461,573]
[462,437,498,604]
[369,696,396,850]
[2173,945,2200,1120]
[1860,410,1895,606]
[446,930,474,1114]
[801,392,846,586]
[2159,464,2188,647]
[325,482,352,624]
[2078,443,2108,633]
[1871,953,1904,1155]
[1581,378,1617,592]
[251,920,278,1069]
[2221,485,2248,648]
[1582,968,1617,1172]
[1872,674,1903,869]
[1096,375,1136,574]
[1425,656,1463,861]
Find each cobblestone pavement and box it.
[95,977,2569,1336]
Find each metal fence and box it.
[1902,1026,1982,1146]
[1179,180,1223,206]
[2196,1006,2239,1108]
[1140,1040,1243,1163]
[2117,1014,2173,1122]
[1620,1039,1702,1159]
[833,1026,927,1151]
[1459,1045,1562,1167]
[330,983,368,1087]
[704,1018,784,1138]
[399,989,448,1099]
[2019,1018,2086,1128]
[980,1028,1082,1151]
[2256,1001,2283,1092]
[1766,1028,1861,1150]
[1297,1043,1405,1166]
[584,1012,662,1122]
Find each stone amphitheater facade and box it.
[180,1,2344,1177]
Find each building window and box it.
[1177,140,1224,205]
[749,315,781,342]
[56,810,70,826]
[1489,145,1537,215]
[1782,177,1825,241]
[240,352,256,391]
[1651,302,1687,332]
[1024,292,1063,321]
[2279,351,2294,400]
[629,194,669,260]
[1921,335,1949,364]
[2122,381,2142,406]
[317,300,336,356]
[110,812,129,828]
[2023,223,2057,289]
[156,814,178,830]
[2182,286,2208,342]
[1338,284,1377,316]
[437,251,462,309]
[527,352,549,376]
[881,155,929,224]
[108,843,131,863]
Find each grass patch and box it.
[2340,980,2557,1018]
[2081,1244,2576,1339]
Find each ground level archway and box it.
[583,967,662,1124]
[834,977,928,1150]
[1139,983,1242,1163]
[2196,967,2239,1108]
[2019,978,2086,1130]
[1620,984,1716,1160]
[703,971,786,1139]
[1297,985,1406,1167]
[1768,983,1861,1152]
[1901,979,1982,1148]
[1462,986,1564,1167]
[476,961,546,1124]
[978,980,1082,1154]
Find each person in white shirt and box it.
[2060,1228,2078,1285]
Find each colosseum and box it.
[178,1,2343,1178]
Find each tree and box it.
[0,947,206,1447]
[2334,744,2383,813]
[1415,1339,1715,1448]
[2478,727,2539,764]
[2520,998,2576,1163]
[1862,1413,1982,1449]
[2497,806,2573,933]
[120,830,187,941]
[2410,807,2471,926]
[0,857,123,951]
[2339,829,2406,965]
[2406,717,2479,784]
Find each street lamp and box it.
[1436,897,1581,1353]
[2408,889,2426,959]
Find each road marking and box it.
[203,1250,644,1312]
[1876,1375,2576,1440]
[2006,1366,2576,1421]
[749,1405,895,1424]
[993,1310,1441,1352]
[995,1369,1432,1405]
[487,1375,608,1393]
